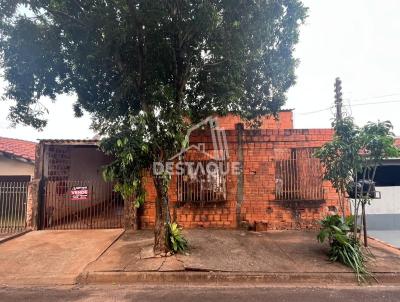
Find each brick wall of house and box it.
[215,111,293,129]
[138,126,348,231]
[46,145,71,181]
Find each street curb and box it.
[0,230,31,245]
[77,271,400,285]
[368,236,400,253]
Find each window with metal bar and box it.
[177,160,227,204]
[275,148,324,201]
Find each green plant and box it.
[317,214,350,244]
[316,117,399,245]
[0,0,307,253]
[317,215,374,283]
[168,222,188,254]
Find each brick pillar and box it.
[235,123,245,228]
[26,179,40,230]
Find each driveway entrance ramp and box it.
[0,229,123,285]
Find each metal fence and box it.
[42,180,124,229]
[0,182,28,233]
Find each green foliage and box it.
[314,117,361,197]
[317,214,350,244]
[328,236,373,284]
[315,118,399,195]
[361,120,400,161]
[168,222,188,254]
[317,215,373,283]
[317,118,399,189]
[101,124,152,207]
[0,0,307,251]
[315,117,399,235]
[0,0,307,129]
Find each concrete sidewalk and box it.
[0,229,123,286]
[80,229,400,285]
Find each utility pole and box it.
[334,77,343,122]
[334,77,368,247]
[334,77,347,228]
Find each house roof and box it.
[39,139,99,146]
[0,137,37,163]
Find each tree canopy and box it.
[1,0,307,252]
[1,1,306,127]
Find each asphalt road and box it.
[1,285,400,302]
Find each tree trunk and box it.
[353,173,359,239]
[362,202,368,247]
[153,175,171,255]
[124,196,138,230]
[338,191,346,222]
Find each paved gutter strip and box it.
[78,271,400,286]
[368,236,400,252]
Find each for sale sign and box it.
[71,186,89,200]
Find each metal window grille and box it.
[177,160,227,204]
[275,148,324,201]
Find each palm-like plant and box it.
[318,215,374,283]
[168,222,188,254]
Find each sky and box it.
[1,0,400,142]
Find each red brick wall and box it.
[139,127,348,230]
[215,111,293,130]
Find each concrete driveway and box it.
[0,229,123,286]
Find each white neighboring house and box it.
[366,156,400,230]
[0,137,36,182]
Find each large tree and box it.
[0,0,307,253]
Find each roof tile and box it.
[0,137,37,162]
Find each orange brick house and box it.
[32,110,346,231]
[139,111,343,231]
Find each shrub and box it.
[167,222,188,254]
[317,215,374,283]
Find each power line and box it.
[346,99,400,107]
[297,105,334,115]
[345,93,400,104]
[345,97,353,116]
[298,99,400,115]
